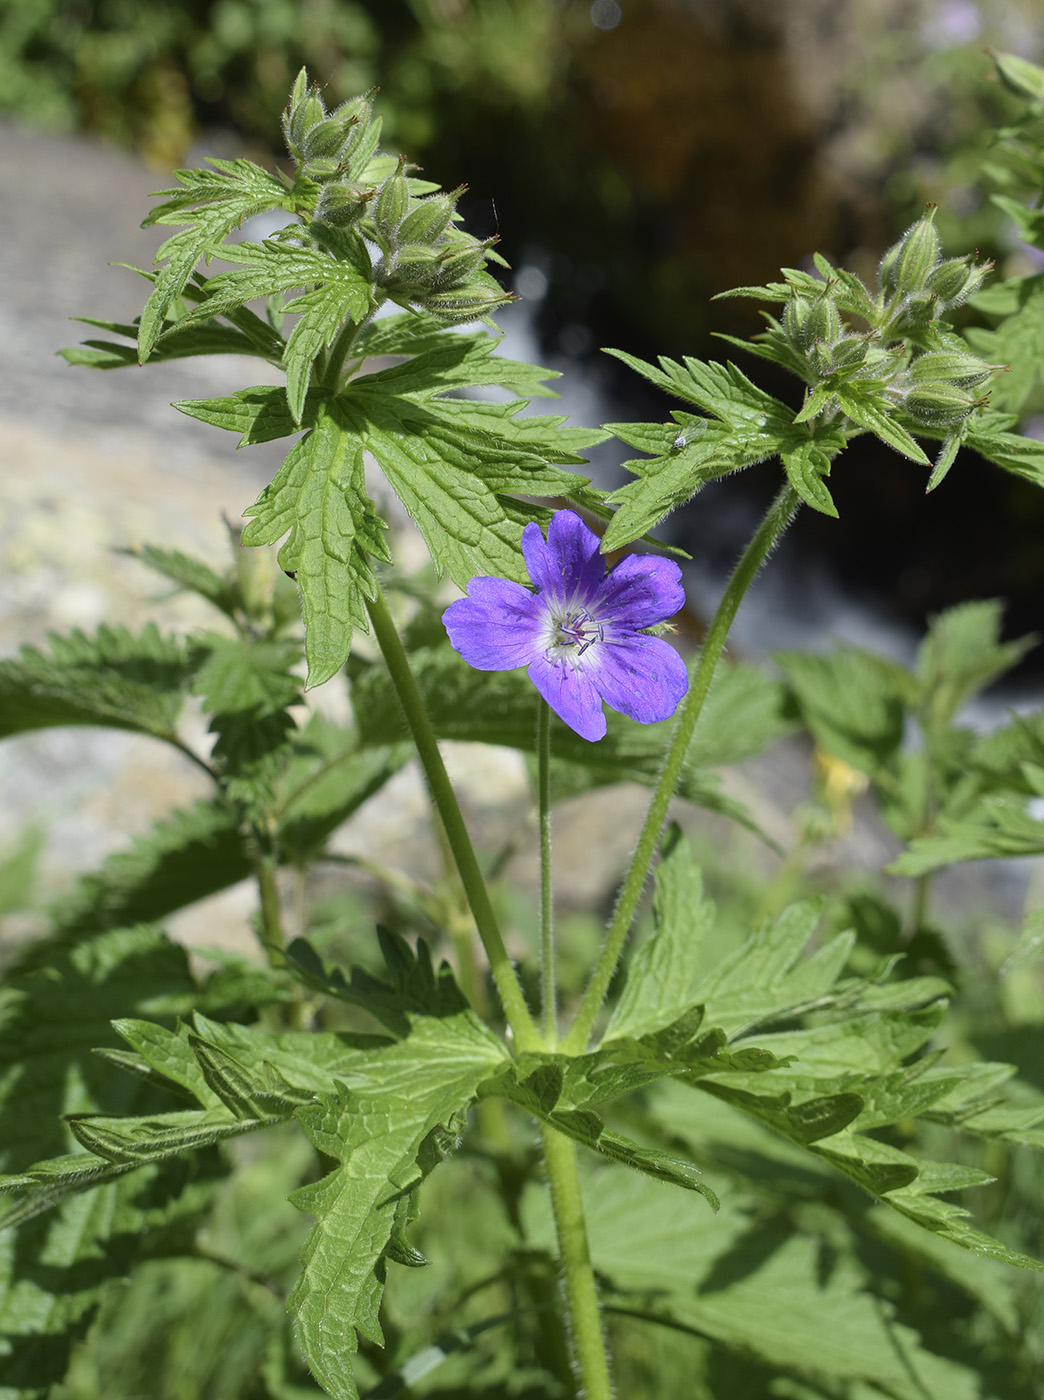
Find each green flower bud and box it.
[905,380,984,428]
[804,293,842,349]
[827,334,871,369]
[784,295,813,349]
[909,350,998,387]
[398,191,461,247]
[284,86,326,159]
[434,238,495,290]
[424,283,515,324]
[880,208,941,296]
[374,158,411,243]
[314,180,374,227]
[384,244,442,291]
[924,255,993,306]
[302,116,348,160]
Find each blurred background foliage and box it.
[5,0,1044,640]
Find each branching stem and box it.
[562,483,801,1053]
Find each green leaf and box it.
[888,796,1044,875]
[966,273,1044,414]
[0,925,211,1393]
[283,950,505,1399]
[139,159,291,360]
[780,437,839,516]
[915,599,1036,727]
[604,826,714,1043]
[175,384,305,446]
[833,382,931,465]
[48,800,248,938]
[241,398,390,686]
[121,543,242,622]
[192,633,302,795]
[196,239,373,422]
[525,1167,990,1400]
[961,410,1044,489]
[776,645,912,775]
[0,625,191,742]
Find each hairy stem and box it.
[562,483,800,1053]
[540,1124,614,1400]
[537,699,557,1045]
[366,585,541,1050]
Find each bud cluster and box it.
[877,207,993,342]
[891,341,1001,429]
[281,70,512,325]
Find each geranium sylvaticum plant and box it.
[4,56,1044,1400]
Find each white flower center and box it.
[544,604,604,665]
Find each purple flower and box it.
[442,510,689,741]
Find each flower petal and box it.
[527,653,607,741]
[521,511,605,606]
[598,552,686,629]
[589,635,689,725]
[443,577,544,670]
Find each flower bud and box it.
[880,209,941,296]
[398,191,460,247]
[804,294,842,349]
[434,237,494,290]
[909,349,998,387]
[314,180,374,227]
[924,255,993,306]
[384,244,442,291]
[784,295,813,349]
[284,86,326,159]
[424,283,515,323]
[905,380,984,428]
[374,158,410,244]
[302,116,349,160]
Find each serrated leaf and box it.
[0,925,213,1393]
[780,438,839,516]
[241,398,389,686]
[139,159,291,360]
[915,599,1035,726]
[285,972,505,1400]
[122,543,241,621]
[47,800,249,938]
[888,796,1044,875]
[0,624,192,742]
[776,645,911,775]
[834,383,931,465]
[192,633,302,794]
[175,384,306,446]
[604,826,714,1043]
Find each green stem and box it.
[562,483,800,1053]
[537,699,557,1045]
[540,1124,613,1400]
[254,850,286,965]
[365,585,542,1051]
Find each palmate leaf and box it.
[179,330,601,685]
[603,350,853,543]
[601,835,1044,1274]
[967,273,1044,415]
[239,397,391,687]
[0,624,192,742]
[775,645,912,776]
[139,158,292,361]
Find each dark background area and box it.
[4,0,1044,657]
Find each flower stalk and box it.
[537,697,557,1044]
[562,483,801,1053]
[365,584,542,1051]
